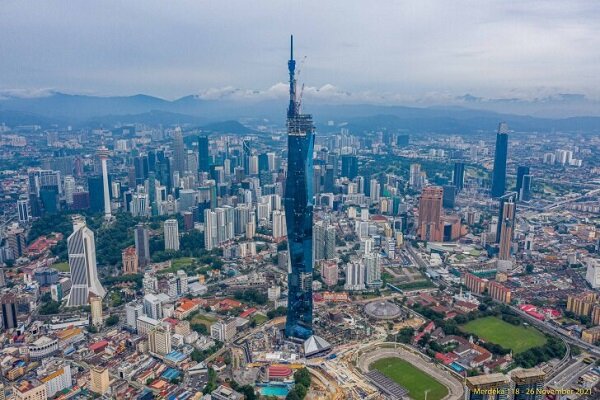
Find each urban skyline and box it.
[0,6,600,400]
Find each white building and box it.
[66,217,106,307]
[125,302,144,331]
[164,219,180,251]
[344,262,365,291]
[210,318,237,342]
[585,258,600,289]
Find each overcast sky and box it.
[1,0,599,102]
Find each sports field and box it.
[460,316,546,354]
[370,358,448,400]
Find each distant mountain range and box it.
[0,91,599,133]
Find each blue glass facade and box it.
[491,122,509,198]
[284,36,315,339]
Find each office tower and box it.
[122,246,138,274]
[177,270,188,295]
[491,122,509,198]
[90,366,110,395]
[130,192,149,217]
[313,221,336,262]
[149,324,172,355]
[39,185,59,214]
[520,175,532,202]
[323,165,335,192]
[134,224,150,267]
[510,369,545,400]
[465,374,510,400]
[284,36,315,340]
[442,185,456,209]
[97,145,113,221]
[144,293,163,320]
[64,175,75,204]
[498,196,516,260]
[134,155,148,186]
[272,210,287,240]
[396,134,409,147]
[198,135,210,172]
[1,294,18,329]
[515,165,530,198]
[258,153,269,172]
[88,175,111,213]
[17,198,30,223]
[164,219,180,251]
[409,163,422,188]
[6,223,26,259]
[417,186,443,242]
[496,192,517,243]
[90,295,103,326]
[66,217,106,307]
[340,155,358,180]
[344,262,365,291]
[172,127,186,175]
[71,191,90,210]
[453,162,465,191]
[125,302,144,331]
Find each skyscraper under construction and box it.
[284,35,315,340]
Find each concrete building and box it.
[465,373,510,400]
[13,381,47,400]
[417,186,443,242]
[585,258,600,289]
[164,219,180,251]
[210,318,237,342]
[122,246,138,275]
[90,366,110,395]
[90,295,103,327]
[149,324,172,355]
[66,216,106,307]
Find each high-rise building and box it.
[442,185,456,209]
[121,246,138,275]
[40,363,72,398]
[510,369,546,400]
[90,295,103,326]
[149,324,172,355]
[313,221,336,262]
[210,318,237,342]
[365,253,382,287]
[491,122,509,198]
[88,175,111,214]
[90,366,110,395]
[320,260,339,287]
[498,196,516,261]
[97,145,112,221]
[198,135,210,172]
[164,219,180,251]
[6,223,26,259]
[519,170,532,202]
[66,217,106,306]
[465,374,510,400]
[453,162,465,191]
[17,198,30,223]
[417,186,443,242]
[125,302,143,331]
[496,192,517,243]
[272,210,287,240]
[64,175,75,205]
[284,36,315,340]
[515,165,530,199]
[143,293,163,320]
[340,155,358,180]
[134,224,150,267]
[172,127,186,175]
[409,163,422,189]
[344,262,365,291]
[1,294,18,330]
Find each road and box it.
[543,188,600,211]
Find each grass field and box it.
[191,313,217,329]
[371,358,448,400]
[251,313,268,325]
[52,262,70,272]
[460,316,547,354]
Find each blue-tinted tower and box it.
[284,35,315,340]
[491,122,509,198]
